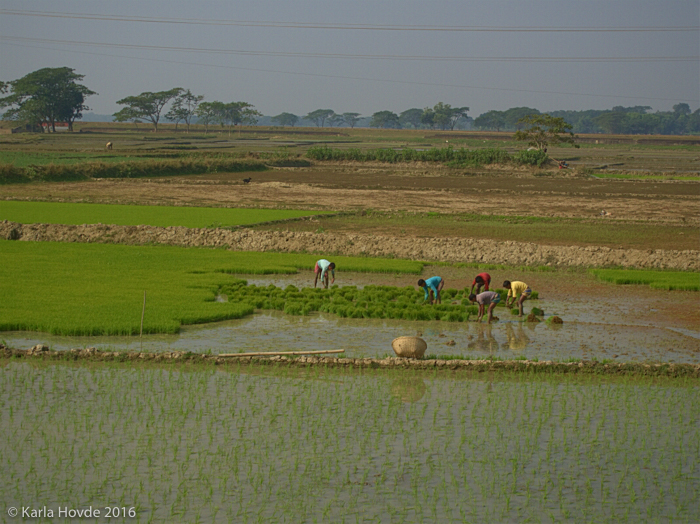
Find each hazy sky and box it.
[1,1,698,117]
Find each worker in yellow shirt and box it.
[503,280,532,317]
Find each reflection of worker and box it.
[506,323,530,350]
[504,280,532,317]
[418,277,444,304]
[470,272,491,294]
[314,259,335,288]
[469,291,500,324]
[468,324,500,352]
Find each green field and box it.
[0,201,328,228]
[1,362,697,522]
[589,269,700,291]
[0,241,423,335]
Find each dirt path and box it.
[4,220,698,270]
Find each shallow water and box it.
[1,363,698,523]
[4,274,699,363]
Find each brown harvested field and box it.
[1,126,698,257]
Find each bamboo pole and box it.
[218,349,345,358]
[140,291,146,351]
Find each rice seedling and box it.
[588,268,699,291]
[0,241,422,336]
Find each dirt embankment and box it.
[3,220,698,270]
[5,345,700,377]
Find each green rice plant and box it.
[0,201,330,228]
[589,269,699,291]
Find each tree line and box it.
[475,105,700,135]
[1,67,698,135]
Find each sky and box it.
[0,0,698,118]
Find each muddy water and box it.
[1,362,699,522]
[5,271,699,363]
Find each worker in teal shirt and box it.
[417,276,445,304]
[314,259,336,288]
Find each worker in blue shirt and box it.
[417,276,444,304]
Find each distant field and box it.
[253,210,700,252]
[0,151,149,167]
[0,241,423,335]
[589,269,699,291]
[0,201,329,228]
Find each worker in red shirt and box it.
[469,272,491,294]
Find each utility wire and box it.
[1,36,695,62]
[3,41,691,103]
[1,9,698,32]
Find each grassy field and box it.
[0,240,423,336]
[0,201,329,228]
[254,210,699,251]
[1,362,697,522]
[589,269,700,291]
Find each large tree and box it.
[514,114,579,150]
[369,110,400,129]
[0,67,96,132]
[218,102,261,135]
[271,112,299,127]
[113,88,183,132]
[339,112,361,128]
[165,89,203,133]
[305,109,335,127]
[195,101,221,133]
[474,110,506,131]
[399,108,423,129]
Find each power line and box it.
[3,41,692,103]
[1,9,698,32]
[2,36,695,63]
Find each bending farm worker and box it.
[503,280,532,317]
[314,259,336,289]
[470,272,491,294]
[417,276,444,305]
[469,291,500,324]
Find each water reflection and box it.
[467,324,500,352]
[505,323,531,351]
[390,377,427,403]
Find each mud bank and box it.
[5,345,699,378]
[2,220,698,270]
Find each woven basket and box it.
[391,336,427,359]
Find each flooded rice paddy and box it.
[4,273,699,364]
[1,362,698,522]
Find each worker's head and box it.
[475,276,484,284]
[417,279,426,288]
[503,280,511,289]
[329,262,335,270]
[468,293,477,303]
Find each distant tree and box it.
[340,112,361,128]
[673,103,691,116]
[399,108,423,129]
[474,111,506,131]
[420,107,435,129]
[503,107,540,130]
[305,109,335,127]
[592,111,628,134]
[0,67,96,132]
[113,88,182,132]
[195,101,220,133]
[611,105,652,114]
[514,114,579,150]
[219,102,261,135]
[271,112,299,127]
[369,110,400,129]
[165,89,203,133]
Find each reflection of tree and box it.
[467,324,500,352]
[391,377,427,403]
[506,323,530,351]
